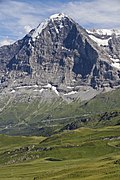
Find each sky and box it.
[0,0,120,46]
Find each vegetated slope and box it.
[0,135,45,153]
[80,88,120,127]
[0,88,120,136]
[0,96,84,136]
[83,88,120,113]
[0,126,120,179]
[61,88,120,131]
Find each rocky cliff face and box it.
[0,13,120,93]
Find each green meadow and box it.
[0,126,120,180]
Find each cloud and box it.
[0,0,120,44]
[0,37,14,47]
[24,25,32,33]
[63,0,120,28]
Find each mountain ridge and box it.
[0,13,120,96]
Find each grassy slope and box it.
[0,88,120,136]
[0,98,85,135]
[0,126,120,179]
[0,135,45,153]
[83,88,120,113]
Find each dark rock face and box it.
[72,40,98,77]
[108,34,120,59]
[0,13,120,90]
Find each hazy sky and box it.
[0,0,120,46]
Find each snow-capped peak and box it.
[31,13,69,41]
[50,13,68,20]
[87,29,120,36]
[87,28,120,47]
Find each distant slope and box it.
[0,88,120,135]
[83,88,120,113]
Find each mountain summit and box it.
[0,13,120,97]
[31,13,69,41]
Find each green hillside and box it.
[83,88,120,113]
[0,89,120,136]
[0,126,120,179]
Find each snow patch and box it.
[10,90,15,93]
[62,46,70,51]
[87,29,120,36]
[67,86,74,89]
[33,89,44,93]
[33,84,38,88]
[64,91,78,95]
[59,23,64,29]
[44,84,59,96]
[89,35,111,46]
[39,88,44,93]
[86,29,93,34]
[50,13,67,20]
[110,58,120,63]
[111,62,120,70]
[32,20,48,41]
[53,24,59,34]
[52,86,59,96]
[110,57,120,70]
[16,85,38,89]
[44,83,52,88]
[33,89,39,92]
[50,13,66,34]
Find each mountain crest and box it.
[50,13,68,20]
[31,13,71,41]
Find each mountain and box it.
[87,29,120,70]
[0,13,120,136]
[0,13,120,95]
[0,14,120,178]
